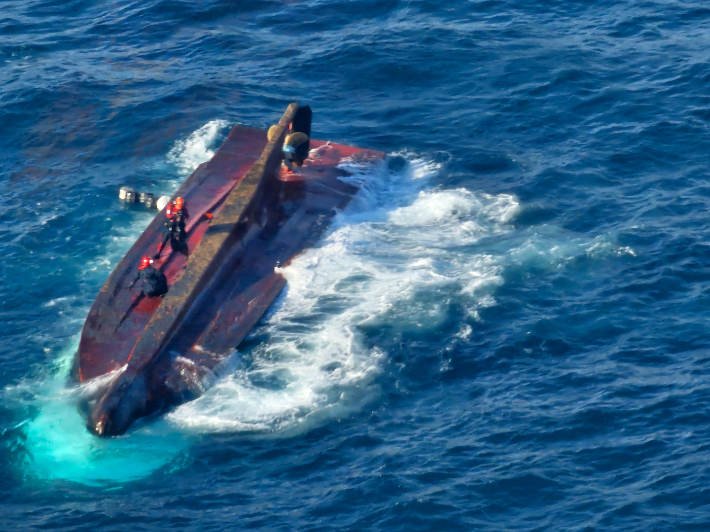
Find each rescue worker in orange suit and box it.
[130,257,168,297]
[155,196,190,258]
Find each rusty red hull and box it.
[73,105,384,436]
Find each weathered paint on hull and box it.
[73,104,384,436]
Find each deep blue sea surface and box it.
[3,0,710,529]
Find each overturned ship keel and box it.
[72,104,384,436]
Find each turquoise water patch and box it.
[16,342,190,486]
[23,394,190,486]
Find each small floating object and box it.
[118,186,136,203]
[156,195,171,211]
[138,192,156,209]
[119,188,164,210]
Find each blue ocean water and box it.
[2,0,710,529]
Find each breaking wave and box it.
[167,120,230,175]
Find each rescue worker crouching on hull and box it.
[268,125,310,173]
[131,257,168,297]
[155,196,190,258]
[282,131,309,172]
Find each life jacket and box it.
[166,202,189,222]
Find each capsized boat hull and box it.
[72,104,384,436]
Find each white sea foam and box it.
[166,156,519,435]
[166,154,636,437]
[507,227,637,268]
[167,119,229,175]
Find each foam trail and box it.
[168,154,635,436]
[167,120,230,175]
[167,156,517,434]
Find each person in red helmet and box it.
[155,196,190,257]
[167,196,189,221]
[129,257,168,297]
